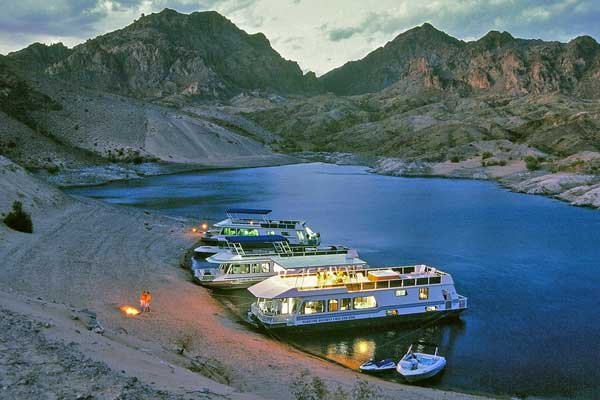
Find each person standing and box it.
[145,291,152,312]
[140,291,148,312]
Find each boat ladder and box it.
[230,242,246,256]
[273,241,292,255]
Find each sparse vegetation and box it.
[289,371,380,400]
[482,151,493,159]
[524,155,540,171]
[3,201,33,233]
[450,155,460,163]
[173,330,195,355]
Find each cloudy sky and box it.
[1,0,599,75]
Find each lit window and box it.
[353,296,377,309]
[426,305,438,312]
[419,288,429,300]
[386,310,398,316]
[328,299,339,312]
[301,300,325,314]
[395,289,407,297]
[340,298,352,311]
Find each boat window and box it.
[251,263,261,273]
[426,305,438,311]
[328,299,339,312]
[403,279,415,287]
[429,276,441,284]
[353,296,377,309]
[404,266,415,273]
[296,231,305,242]
[419,288,429,300]
[395,289,407,297]
[300,300,325,314]
[386,309,398,316]
[390,279,403,288]
[261,262,270,273]
[267,231,276,235]
[416,278,429,286]
[281,231,290,236]
[340,298,352,311]
[230,263,250,274]
[220,264,231,273]
[238,228,259,236]
[222,227,237,235]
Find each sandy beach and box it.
[0,156,491,400]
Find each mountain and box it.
[320,23,600,98]
[10,9,321,100]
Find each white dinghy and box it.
[359,358,396,372]
[396,344,446,382]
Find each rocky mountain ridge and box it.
[10,9,320,101]
[320,23,600,98]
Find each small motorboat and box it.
[396,344,446,382]
[359,358,396,372]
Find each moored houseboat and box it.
[194,235,366,289]
[193,208,320,261]
[247,264,467,330]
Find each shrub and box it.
[499,160,507,166]
[450,155,460,163]
[132,155,144,164]
[3,201,33,233]
[173,330,195,355]
[524,155,540,171]
[45,164,60,174]
[289,370,329,400]
[351,380,380,400]
[482,151,493,159]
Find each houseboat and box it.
[194,235,366,290]
[193,208,320,260]
[247,264,467,330]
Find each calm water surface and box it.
[67,163,600,399]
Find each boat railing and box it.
[286,267,445,292]
[226,244,350,258]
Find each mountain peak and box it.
[476,30,515,48]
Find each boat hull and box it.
[398,358,447,382]
[252,308,464,333]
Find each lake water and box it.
[66,163,600,399]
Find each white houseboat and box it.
[193,208,320,260]
[194,236,366,290]
[247,264,467,330]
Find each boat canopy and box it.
[248,276,296,299]
[225,235,287,243]
[226,208,272,215]
[271,254,366,269]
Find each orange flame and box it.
[119,306,140,316]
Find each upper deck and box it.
[249,265,452,299]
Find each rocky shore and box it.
[299,150,600,210]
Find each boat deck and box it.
[279,265,446,292]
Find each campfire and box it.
[119,305,141,316]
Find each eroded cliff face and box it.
[320,24,600,98]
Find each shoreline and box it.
[0,156,493,400]
[45,151,600,210]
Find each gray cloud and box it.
[0,0,107,37]
[322,0,600,44]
